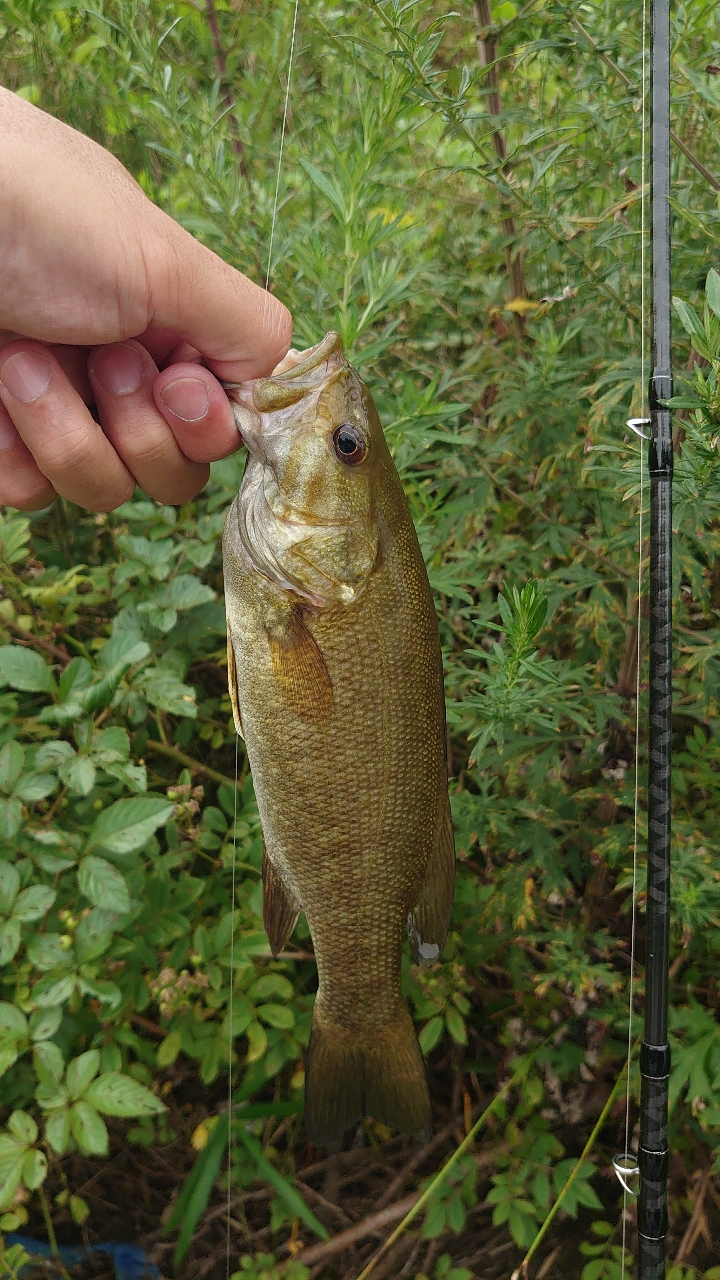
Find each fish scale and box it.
[223,332,454,1144]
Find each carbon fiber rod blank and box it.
[638,0,673,1273]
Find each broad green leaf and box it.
[419,1015,444,1055]
[44,1109,71,1155]
[33,974,77,1008]
[0,862,20,914]
[256,1003,294,1030]
[706,268,720,319]
[0,1004,27,1036]
[34,1041,65,1086]
[58,657,94,703]
[0,919,21,966]
[78,856,130,913]
[84,1071,166,1116]
[69,1101,108,1155]
[0,742,24,794]
[27,933,70,971]
[12,884,56,922]
[13,772,57,802]
[157,1030,182,1067]
[0,646,55,694]
[66,1049,100,1099]
[8,1111,37,1145]
[137,668,197,717]
[29,1006,63,1042]
[22,1148,47,1190]
[0,799,22,841]
[88,796,174,855]
[74,907,116,962]
[245,1021,267,1062]
[35,740,75,769]
[59,756,96,797]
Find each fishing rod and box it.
[637,0,673,1271]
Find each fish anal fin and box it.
[226,627,244,739]
[407,791,455,967]
[263,848,300,956]
[267,608,333,722]
[305,1006,430,1146]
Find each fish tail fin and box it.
[305,1005,431,1146]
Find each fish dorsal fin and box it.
[267,607,334,722]
[253,332,344,412]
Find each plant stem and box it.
[355,1045,540,1280]
[37,1185,72,1280]
[145,738,241,789]
[511,1047,638,1278]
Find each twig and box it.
[294,1194,420,1267]
[674,1166,710,1263]
[145,738,240,789]
[294,1181,354,1229]
[0,619,70,665]
[375,1109,480,1210]
[567,12,720,191]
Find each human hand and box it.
[0,88,292,512]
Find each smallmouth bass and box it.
[222,332,454,1145]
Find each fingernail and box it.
[0,351,52,403]
[0,416,18,451]
[160,378,209,423]
[92,344,144,395]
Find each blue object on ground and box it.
[4,1236,159,1280]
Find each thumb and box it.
[150,216,292,382]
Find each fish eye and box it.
[332,423,367,466]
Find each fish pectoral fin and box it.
[267,608,333,722]
[226,627,244,739]
[263,848,301,956]
[407,790,455,967]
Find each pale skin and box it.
[0,88,292,512]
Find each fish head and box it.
[227,333,384,609]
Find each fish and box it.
[222,331,454,1145]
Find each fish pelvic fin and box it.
[262,848,301,955]
[407,791,455,967]
[304,1006,431,1146]
[226,627,244,739]
[267,607,333,722]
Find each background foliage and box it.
[1,0,720,1275]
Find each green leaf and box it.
[235,1128,329,1241]
[66,1049,100,1099]
[445,1006,467,1045]
[44,1109,71,1155]
[88,796,174,855]
[706,268,720,319]
[8,1111,37,1144]
[137,668,197,717]
[157,1030,182,1067]
[27,932,71,971]
[69,1101,108,1155]
[22,1148,47,1190]
[0,919,21,966]
[0,1004,27,1036]
[167,1112,228,1262]
[12,884,56,922]
[78,856,130,914]
[672,297,705,342]
[74,908,116,962]
[256,1003,294,1030]
[0,646,55,694]
[34,1041,65,1086]
[0,862,20,914]
[29,1006,63,1042]
[0,799,22,841]
[83,1071,166,1116]
[33,974,76,1008]
[0,742,24,794]
[59,756,96,797]
[13,772,57,802]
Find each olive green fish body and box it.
[223,334,454,1143]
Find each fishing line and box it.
[618,3,649,1272]
[226,8,300,1272]
[266,0,301,291]
[226,734,239,1280]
